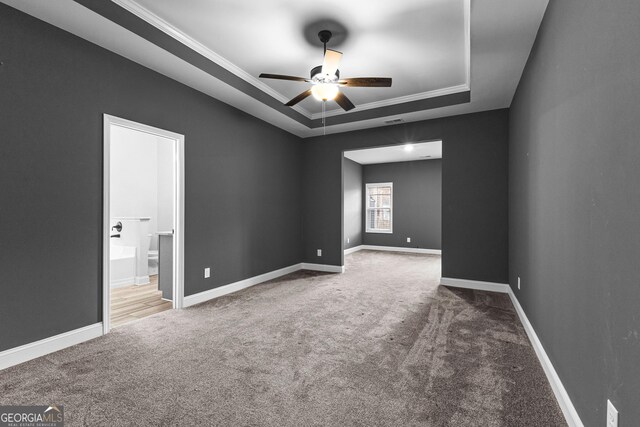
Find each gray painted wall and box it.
[509,0,640,424]
[342,158,363,250]
[0,4,509,360]
[0,5,302,351]
[362,160,441,250]
[303,109,508,283]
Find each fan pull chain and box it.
[322,101,326,135]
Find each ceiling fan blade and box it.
[285,89,313,107]
[259,73,310,82]
[321,49,343,78]
[334,92,356,111]
[338,77,392,87]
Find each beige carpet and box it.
[0,251,565,426]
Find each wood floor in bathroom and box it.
[111,275,172,328]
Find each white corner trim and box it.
[440,277,510,293]
[0,323,103,371]
[507,289,584,427]
[463,0,471,90]
[344,245,364,255]
[134,275,150,285]
[361,245,442,255]
[442,276,583,427]
[111,0,310,119]
[301,263,345,273]
[183,264,302,308]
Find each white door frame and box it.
[102,114,185,334]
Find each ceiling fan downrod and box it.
[318,30,332,54]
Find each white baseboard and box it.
[440,277,510,293]
[441,276,583,427]
[110,277,135,288]
[301,263,345,273]
[183,264,302,308]
[344,245,363,255]
[183,262,346,308]
[506,289,584,427]
[0,261,346,370]
[357,245,441,255]
[0,323,103,371]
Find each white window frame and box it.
[366,182,393,234]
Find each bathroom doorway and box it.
[103,115,185,333]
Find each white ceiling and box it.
[131,0,469,116]
[2,0,548,137]
[344,141,442,165]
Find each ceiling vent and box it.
[384,118,404,125]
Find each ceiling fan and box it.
[259,30,392,112]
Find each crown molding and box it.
[110,0,312,119]
[310,84,470,120]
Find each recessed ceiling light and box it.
[404,144,414,152]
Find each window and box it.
[366,182,393,233]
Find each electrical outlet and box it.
[317,249,322,257]
[518,276,521,290]
[607,400,618,427]
[407,237,411,243]
[347,237,350,244]
[204,267,211,279]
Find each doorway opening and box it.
[103,115,185,333]
[342,140,442,268]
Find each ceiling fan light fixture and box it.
[258,29,391,111]
[311,83,339,101]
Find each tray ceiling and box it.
[1,0,548,137]
[131,0,469,117]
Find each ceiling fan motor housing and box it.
[311,65,339,82]
[318,30,333,44]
